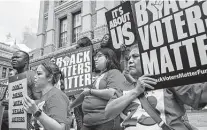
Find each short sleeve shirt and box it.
[35,87,70,129]
[82,69,126,126]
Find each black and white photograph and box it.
[0,0,207,130]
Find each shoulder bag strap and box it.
[138,94,174,130]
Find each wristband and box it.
[33,109,42,118]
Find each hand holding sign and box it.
[82,88,91,96]
[120,44,126,52]
[138,74,156,90]
[23,95,38,114]
[131,75,156,96]
[133,75,157,96]
[124,69,156,95]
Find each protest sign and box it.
[132,1,207,89]
[0,79,8,101]
[105,1,138,71]
[8,73,27,129]
[54,46,92,95]
[105,1,137,50]
[0,79,8,130]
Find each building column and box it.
[80,1,93,39]
[96,1,107,27]
[44,0,55,54]
[94,1,111,40]
[36,1,45,57]
[67,13,73,46]
[0,66,2,78]
[6,67,9,78]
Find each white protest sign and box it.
[8,73,27,129]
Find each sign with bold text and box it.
[105,1,137,50]
[8,73,27,129]
[54,46,92,94]
[133,0,207,89]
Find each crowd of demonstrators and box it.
[2,35,207,130]
[1,50,70,130]
[105,44,207,130]
[70,47,126,130]
[1,50,40,130]
[23,61,70,130]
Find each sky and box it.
[0,0,40,44]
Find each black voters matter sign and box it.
[54,46,92,93]
[105,1,137,50]
[8,73,27,129]
[133,1,207,89]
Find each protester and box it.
[76,36,92,48]
[23,61,70,130]
[11,50,40,99]
[100,33,111,48]
[1,50,39,130]
[70,47,126,130]
[100,33,125,71]
[105,44,201,130]
[70,36,95,130]
[50,57,73,130]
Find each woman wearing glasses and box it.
[70,47,126,130]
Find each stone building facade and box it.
[0,42,17,80]
[30,0,122,70]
